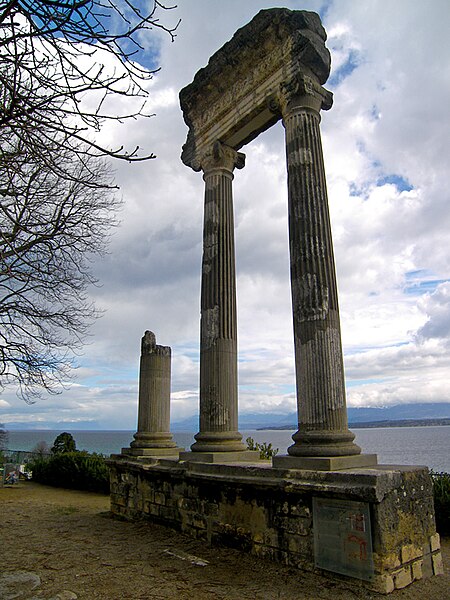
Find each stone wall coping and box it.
[108,458,431,504]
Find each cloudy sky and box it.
[2,0,450,429]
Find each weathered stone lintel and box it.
[181,62,332,171]
[180,9,332,171]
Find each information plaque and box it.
[313,497,374,580]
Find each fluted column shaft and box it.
[282,81,360,457]
[191,142,246,452]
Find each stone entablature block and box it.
[180,8,332,171]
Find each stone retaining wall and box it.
[108,459,443,594]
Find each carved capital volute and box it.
[278,73,333,120]
[200,141,246,178]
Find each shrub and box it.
[51,432,77,454]
[246,436,278,460]
[431,471,450,537]
[29,451,109,494]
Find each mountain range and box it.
[171,402,450,431]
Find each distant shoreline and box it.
[258,418,450,430]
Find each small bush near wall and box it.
[29,451,109,494]
[245,437,278,460]
[431,471,450,536]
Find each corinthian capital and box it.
[200,141,246,176]
[278,73,333,118]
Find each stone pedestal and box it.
[122,331,183,458]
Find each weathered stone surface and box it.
[432,552,444,575]
[411,559,423,581]
[273,453,377,470]
[0,571,41,600]
[188,142,247,454]
[401,543,422,564]
[122,331,182,458]
[180,9,331,170]
[373,573,395,594]
[109,459,443,593]
[393,565,413,589]
[180,450,260,463]
[430,532,441,552]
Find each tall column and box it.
[189,141,249,454]
[273,75,376,469]
[123,330,183,458]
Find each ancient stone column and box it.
[273,75,376,469]
[185,141,252,457]
[123,330,183,457]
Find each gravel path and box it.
[1,481,448,599]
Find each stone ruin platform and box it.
[108,456,443,594]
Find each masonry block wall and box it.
[108,459,443,594]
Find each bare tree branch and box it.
[0,0,180,161]
[0,2,178,401]
[0,141,121,402]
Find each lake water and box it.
[6,426,450,472]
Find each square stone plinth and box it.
[121,447,184,457]
[179,450,260,463]
[272,453,378,471]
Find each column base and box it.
[288,428,362,457]
[122,447,184,458]
[131,432,178,449]
[272,453,378,471]
[179,450,260,463]
[190,430,248,453]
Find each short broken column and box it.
[123,330,183,458]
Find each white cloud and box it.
[416,283,450,343]
[3,0,450,429]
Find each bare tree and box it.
[0,0,179,162]
[0,2,179,401]
[1,140,121,401]
[32,440,50,457]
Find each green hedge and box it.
[29,451,109,494]
[431,471,450,537]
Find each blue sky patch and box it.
[328,49,361,87]
[403,271,447,296]
[377,174,413,192]
[346,378,388,387]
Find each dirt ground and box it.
[0,482,448,600]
